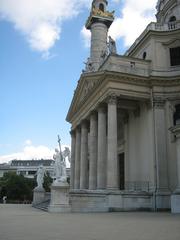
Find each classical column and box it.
[153,100,169,193]
[74,127,81,189]
[89,112,98,190]
[97,105,107,189]
[80,120,89,189]
[170,125,180,193]
[107,95,118,190]
[70,130,76,189]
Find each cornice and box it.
[127,27,180,56]
[66,70,180,124]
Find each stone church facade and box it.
[66,0,180,212]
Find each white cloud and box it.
[0,141,70,167]
[81,26,91,48]
[0,0,91,56]
[81,0,157,48]
[109,0,157,47]
[24,139,32,146]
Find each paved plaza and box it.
[0,204,180,240]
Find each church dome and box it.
[156,0,180,25]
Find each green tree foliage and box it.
[43,172,53,192]
[0,172,36,202]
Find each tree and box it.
[0,172,36,202]
[43,172,53,192]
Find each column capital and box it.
[153,98,166,108]
[107,93,117,105]
[81,119,89,128]
[70,129,76,136]
[76,125,81,132]
[90,110,97,117]
[97,103,107,113]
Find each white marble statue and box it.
[84,58,95,72]
[36,165,45,188]
[53,148,67,183]
[62,147,71,163]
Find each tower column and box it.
[89,111,98,190]
[74,127,81,189]
[90,22,108,70]
[97,105,107,189]
[107,95,118,190]
[80,120,89,189]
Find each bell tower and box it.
[86,0,114,71]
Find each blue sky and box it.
[0,0,157,163]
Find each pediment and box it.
[66,72,104,121]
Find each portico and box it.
[66,0,180,212]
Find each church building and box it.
[66,0,180,212]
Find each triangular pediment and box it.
[66,71,105,122]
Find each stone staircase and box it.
[33,199,50,212]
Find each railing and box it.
[126,20,180,56]
[125,181,151,192]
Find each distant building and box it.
[0,159,71,180]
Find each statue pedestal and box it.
[32,187,45,206]
[48,181,71,213]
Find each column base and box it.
[70,190,108,213]
[171,193,180,213]
[70,190,154,212]
[155,190,171,211]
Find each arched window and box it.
[169,16,176,22]
[99,3,104,12]
[169,16,177,30]
[173,104,180,125]
[143,52,147,60]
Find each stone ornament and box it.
[53,148,67,183]
[108,36,117,54]
[36,165,45,189]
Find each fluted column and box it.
[89,112,98,190]
[74,127,81,189]
[70,130,76,189]
[154,100,169,193]
[107,95,118,190]
[80,121,89,189]
[97,105,107,189]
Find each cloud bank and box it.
[0,0,91,57]
[81,0,157,48]
[0,140,70,167]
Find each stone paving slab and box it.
[0,204,180,240]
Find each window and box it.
[174,104,180,125]
[169,16,176,22]
[169,16,177,29]
[99,3,104,12]
[170,47,180,66]
[28,171,36,175]
[143,51,147,60]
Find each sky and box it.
[0,0,157,163]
